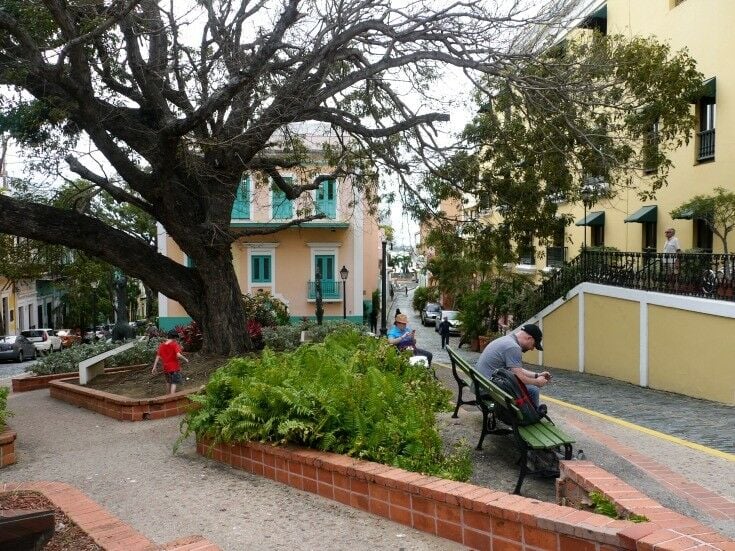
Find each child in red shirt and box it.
[151,329,190,394]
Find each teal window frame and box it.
[231,176,251,219]
[316,179,337,219]
[272,178,294,219]
[251,254,272,284]
[310,254,339,299]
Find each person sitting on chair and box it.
[387,313,433,367]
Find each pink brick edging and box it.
[12,364,147,393]
[1,481,220,550]
[49,376,200,421]
[558,461,733,550]
[0,426,17,467]
[199,438,666,551]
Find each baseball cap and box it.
[395,314,409,324]
[521,324,543,351]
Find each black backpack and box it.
[490,369,542,426]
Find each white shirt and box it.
[663,236,680,254]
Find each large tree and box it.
[0,0,699,354]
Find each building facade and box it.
[158,170,382,330]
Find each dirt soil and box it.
[0,490,103,551]
[74,354,230,399]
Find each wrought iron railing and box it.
[546,246,567,268]
[510,250,735,324]
[307,280,342,300]
[697,128,715,161]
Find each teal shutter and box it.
[231,176,251,219]
[252,255,272,283]
[272,178,293,219]
[314,255,338,298]
[316,179,337,219]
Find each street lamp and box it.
[339,265,349,320]
[90,281,99,341]
[380,240,388,336]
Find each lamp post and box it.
[90,280,99,341]
[380,240,388,336]
[339,265,349,320]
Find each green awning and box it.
[575,211,605,227]
[672,208,695,220]
[624,205,658,223]
[690,77,716,102]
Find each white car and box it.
[20,328,63,354]
[434,310,462,335]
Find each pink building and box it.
[158,161,382,329]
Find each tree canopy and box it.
[671,188,735,255]
[0,0,702,353]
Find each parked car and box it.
[420,302,442,326]
[0,335,38,362]
[435,310,462,335]
[20,328,63,354]
[56,329,81,348]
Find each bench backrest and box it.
[446,346,522,422]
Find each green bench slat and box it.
[518,422,575,449]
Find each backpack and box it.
[490,369,541,426]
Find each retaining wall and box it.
[0,427,16,468]
[12,365,146,393]
[199,438,732,550]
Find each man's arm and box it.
[509,366,550,387]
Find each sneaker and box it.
[536,404,548,417]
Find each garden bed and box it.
[0,426,16,468]
[0,482,220,550]
[11,365,146,393]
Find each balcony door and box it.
[316,179,337,219]
[315,254,338,298]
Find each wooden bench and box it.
[0,509,55,550]
[446,346,575,494]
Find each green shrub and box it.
[0,387,11,429]
[181,329,472,481]
[261,321,364,352]
[412,286,439,313]
[27,339,162,375]
[242,291,290,327]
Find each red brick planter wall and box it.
[1,481,220,550]
[199,438,661,550]
[557,461,733,550]
[12,364,146,393]
[49,378,199,421]
[0,427,16,467]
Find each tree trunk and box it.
[191,249,252,355]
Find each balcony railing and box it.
[510,250,735,324]
[307,280,342,300]
[697,129,715,161]
[546,246,567,268]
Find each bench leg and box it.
[513,448,530,495]
[476,408,490,450]
[563,443,572,460]
[452,396,462,418]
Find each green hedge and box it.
[0,387,10,429]
[181,328,471,481]
[261,320,360,352]
[28,339,163,375]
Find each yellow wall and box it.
[584,295,640,384]
[540,296,579,371]
[648,305,735,404]
[0,277,17,335]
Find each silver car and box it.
[0,335,38,362]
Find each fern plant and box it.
[0,387,11,429]
[181,328,471,481]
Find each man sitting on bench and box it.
[475,324,550,411]
[387,313,433,367]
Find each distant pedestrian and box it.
[145,322,158,340]
[405,286,408,296]
[151,329,189,394]
[390,285,394,300]
[438,316,451,349]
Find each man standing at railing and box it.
[663,228,681,280]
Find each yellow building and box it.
[0,277,17,335]
[159,156,382,330]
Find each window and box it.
[694,219,713,251]
[697,98,715,162]
[517,237,535,265]
[231,176,250,219]
[313,254,340,299]
[591,225,604,247]
[642,221,657,252]
[316,179,337,219]
[547,222,567,267]
[272,178,294,219]
[251,254,272,283]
